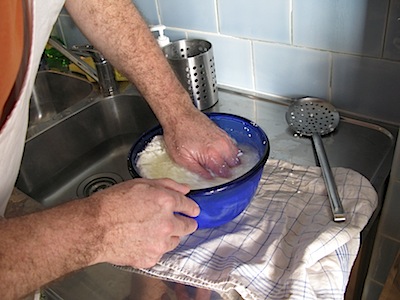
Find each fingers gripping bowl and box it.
[128,113,270,229]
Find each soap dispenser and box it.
[150,25,170,47]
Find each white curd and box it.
[136,135,260,190]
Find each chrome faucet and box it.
[48,37,119,97]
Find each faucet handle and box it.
[71,45,107,64]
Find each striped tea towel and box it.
[120,159,378,300]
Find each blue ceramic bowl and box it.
[128,112,270,229]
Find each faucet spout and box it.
[48,38,119,97]
[48,38,98,82]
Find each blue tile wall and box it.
[293,0,388,57]
[57,15,89,47]
[158,0,218,32]
[187,32,254,90]
[253,43,330,99]
[332,54,400,124]
[218,0,291,44]
[58,0,400,125]
[133,0,159,25]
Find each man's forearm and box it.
[0,199,102,299]
[0,177,199,299]
[64,0,196,127]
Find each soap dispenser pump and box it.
[150,25,170,47]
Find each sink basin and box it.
[17,94,158,207]
[29,70,94,127]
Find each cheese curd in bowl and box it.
[136,135,259,190]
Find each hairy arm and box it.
[65,0,192,127]
[0,197,103,299]
[0,179,199,299]
[65,0,240,178]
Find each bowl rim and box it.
[127,112,270,193]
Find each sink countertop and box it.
[211,88,397,234]
[8,87,398,299]
[213,88,397,185]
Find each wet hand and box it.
[163,110,241,179]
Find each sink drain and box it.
[77,173,123,198]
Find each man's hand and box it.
[92,178,200,268]
[163,110,241,179]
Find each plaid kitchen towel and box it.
[121,159,378,300]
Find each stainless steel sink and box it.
[17,93,158,207]
[29,70,94,127]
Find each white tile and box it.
[293,0,389,57]
[158,0,217,32]
[332,54,400,124]
[253,42,330,99]
[132,0,159,25]
[218,0,290,44]
[59,16,89,47]
[187,33,254,90]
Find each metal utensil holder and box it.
[163,39,218,110]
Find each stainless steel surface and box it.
[312,134,345,222]
[17,94,157,207]
[285,98,345,222]
[29,70,93,127]
[285,97,339,136]
[16,86,397,299]
[163,39,218,110]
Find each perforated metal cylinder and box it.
[163,39,218,110]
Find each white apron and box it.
[0,0,65,215]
